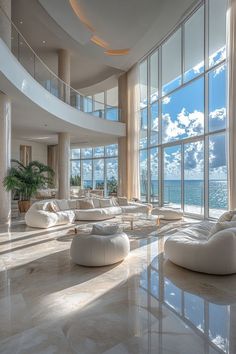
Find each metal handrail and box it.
[0,5,120,119]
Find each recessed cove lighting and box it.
[105,49,130,56]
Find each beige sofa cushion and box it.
[79,199,94,209]
[118,197,128,206]
[99,198,112,208]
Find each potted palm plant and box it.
[3,159,54,213]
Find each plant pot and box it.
[18,200,31,213]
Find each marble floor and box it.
[0,218,236,354]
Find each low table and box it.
[121,213,164,230]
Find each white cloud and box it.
[209,107,226,121]
[162,96,171,104]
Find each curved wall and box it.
[0,39,126,137]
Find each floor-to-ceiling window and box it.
[70,144,118,196]
[139,0,228,218]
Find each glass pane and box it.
[71,149,80,159]
[184,141,204,215]
[93,146,104,158]
[184,292,204,332]
[139,108,148,148]
[81,148,93,159]
[164,145,181,208]
[184,6,204,82]
[106,158,118,196]
[209,0,227,67]
[209,134,228,218]
[209,304,229,353]
[82,160,92,188]
[106,107,119,121]
[139,59,148,108]
[93,159,104,189]
[94,92,104,118]
[71,160,80,178]
[164,279,181,313]
[150,147,158,203]
[151,269,159,299]
[106,144,118,157]
[83,96,93,113]
[209,64,226,132]
[162,28,182,95]
[150,102,158,146]
[150,50,158,102]
[162,77,204,143]
[139,149,148,201]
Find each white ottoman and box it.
[70,232,130,266]
[152,207,183,220]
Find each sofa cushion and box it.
[118,197,128,206]
[75,206,122,221]
[92,198,100,208]
[210,221,236,236]
[56,199,69,211]
[68,200,77,209]
[35,201,51,211]
[218,210,236,222]
[79,199,94,209]
[99,198,112,208]
[91,223,119,235]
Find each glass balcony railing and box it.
[0,6,120,120]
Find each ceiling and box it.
[12,0,198,91]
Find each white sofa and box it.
[164,214,236,275]
[25,198,151,229]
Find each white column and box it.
[58,49,71,104]
[0,92,11,224]
[118,73,128,197]
[58,133,70,199]
[227,0,236,209]
[0,0,11,48]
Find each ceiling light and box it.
[19,20,23,24]
[90,35,108,49]
[42,40,46,44]
[105,49,130,56]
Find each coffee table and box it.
[121,213,164,230]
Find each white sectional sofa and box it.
[25,198,151,229]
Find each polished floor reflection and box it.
[0,219,235,354]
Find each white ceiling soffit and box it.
[38,0,198,72]
[39,0,91,45]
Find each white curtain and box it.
[227,0,236,209]
[127,64,140,200]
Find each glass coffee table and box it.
[121,213,164,230]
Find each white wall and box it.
[11,138,47,165]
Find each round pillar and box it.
[0,92,11,224]
[58,133,70,199]
[0,0,11,48]
[58,49,71,104]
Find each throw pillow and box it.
[92,198,100,208]
[79,199,95,209]
[210,221,236,236]
[118,197,128,206]
[218,210,236,222]
[111,197,119,206]
[91,223,119,235]
[68,200,77,209]
[99,198,112,208]
[36,202,50,211]
[48,201,59,213]
[56,199,69,211]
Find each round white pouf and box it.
[70,232,130,266]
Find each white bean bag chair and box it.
[164,220,236,275]
[70,232,130,266]
[152,207,183,220]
